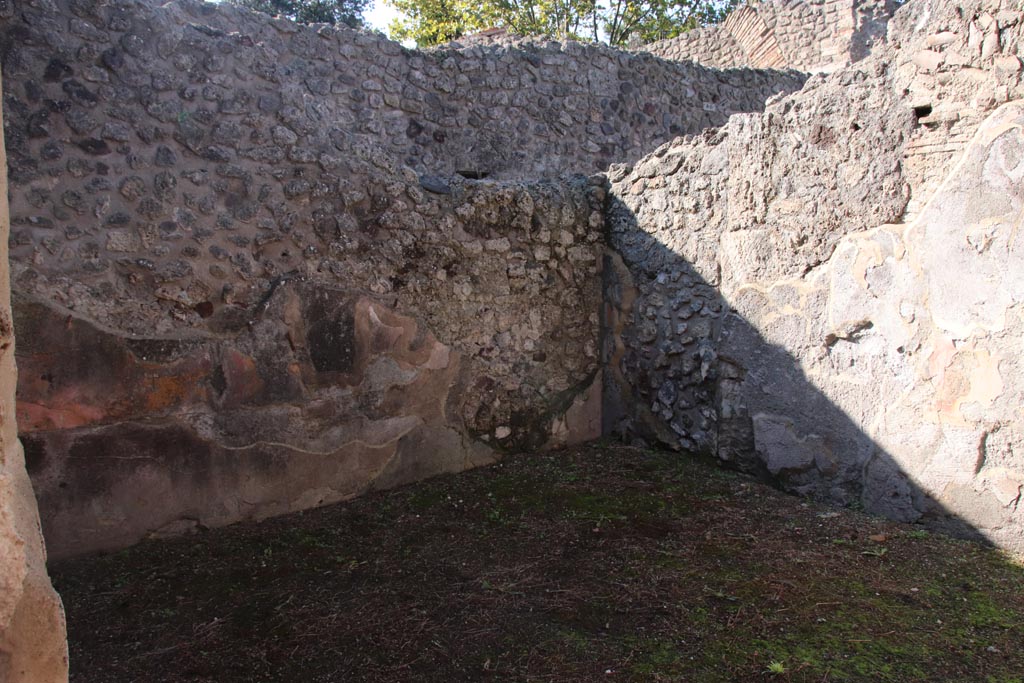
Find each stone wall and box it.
[5,0,1022,567]
[2,0,736,558]
[0,0,805,560]
[644,0,897,73]
[0,72,68,683]
[607,0,1024,554]
[18,171,609,559]
[4,0,1024,675]
[0,0,800,554]
[641,25,749,69]
[0,0,803,187]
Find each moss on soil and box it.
[51,443,1024,682]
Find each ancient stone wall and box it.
[607,0,1024,554]
[0,0,672,558]
[640,25,748,69]
[5,0,1024,676]
[5,0,1021,566]
[644,0,896,73]
[0,0,804,559]
[0,72,68,683]
[17,167,608,559]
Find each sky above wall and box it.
[365,1,399,33]
[207,0,402,37]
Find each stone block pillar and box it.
[0,72,68,683]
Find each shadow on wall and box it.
[602,192,1004,549]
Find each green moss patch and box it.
[52,443,1024,682]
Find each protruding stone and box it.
[419,175,451,195]
[994,55,1022,76]
[77,138,110,155]
[912,49,944,72]
[926,31,959,47]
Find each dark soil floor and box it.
[52,443,1024,683]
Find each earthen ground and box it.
[52,444,1024,682]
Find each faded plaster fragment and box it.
[909,103,1024,336]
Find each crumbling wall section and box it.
[645,0,896,73]
[607,0,1024,553]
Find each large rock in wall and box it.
[645,0,897,73]
[0,73,67,683]
[607,0,1024,553]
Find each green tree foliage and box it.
[387,0,470,45]
[231,0,372,28]
[386,0,740,48]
